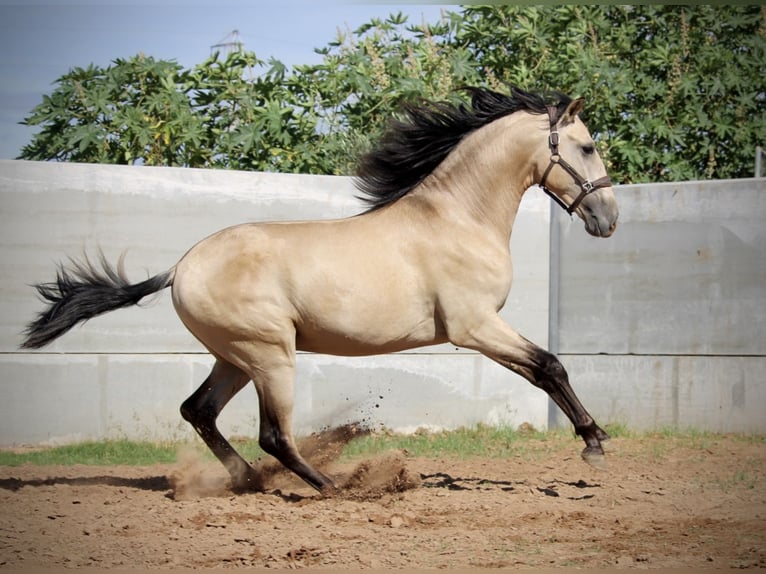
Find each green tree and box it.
[20,13,476,175]
[19,56,198,165]
[300,13,480,168]
[456,5,766,183]
[19,6,765,183]
[274,12,481,174]
[18,51,327,172]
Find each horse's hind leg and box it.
[253,363,336,493]
[180,359,263,491]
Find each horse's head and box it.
[536,98,619,238]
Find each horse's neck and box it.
[410,113,539,241]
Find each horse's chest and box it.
[436,240,513,304]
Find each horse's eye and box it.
[582,144,595,156]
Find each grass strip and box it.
[342,424,554,459]
[0,439,179,467]
[0,424,762,467]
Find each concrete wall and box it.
[0,160,549,445]
[553,178,766,432]
[1,160,763,445]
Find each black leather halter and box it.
[539,105,612,215]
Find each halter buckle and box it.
[582,180,594,193]
[548,131,560,150]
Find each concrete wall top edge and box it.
[0,159,361,212]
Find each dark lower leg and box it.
[547,384,609,446]
[258,424,335,493]
[255,372,336,493]
[513,348,609,459]
[181,361,263,491]
[183,411,263,490]
[544,377,609,463]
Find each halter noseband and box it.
[539,105,612,215]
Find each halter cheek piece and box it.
[539,105,612,215]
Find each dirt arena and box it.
[1,431,764,570]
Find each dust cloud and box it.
[168,423,420,501]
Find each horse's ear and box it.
[559,98,585,126]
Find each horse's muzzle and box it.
[580,192,619,238]
[584,215,617,238]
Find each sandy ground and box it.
[0,432,764,570]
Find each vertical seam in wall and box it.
[672,356,680,427]
[473,354,484,399]
[97,354,108,438]
[547,200,562,429]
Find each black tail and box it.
[21,252,174,349]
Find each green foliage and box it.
[297,12,481,172]
[456,5,766,183]
[19,51,329,172]
[20,6,765,183]
[20,57,195,166]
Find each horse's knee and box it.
[530,349,568,389]
[541,352,568,381]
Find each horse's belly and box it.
[296,332,447,356]
[295,308,446,356]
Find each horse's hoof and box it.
[319,482,340,498]
[581,446,608,470]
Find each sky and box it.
[0,2,449,159]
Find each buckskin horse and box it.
[22,86,619,493]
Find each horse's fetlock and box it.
[574,418,598,439]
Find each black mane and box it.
[354,86,572,210]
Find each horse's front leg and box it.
[450,314,609,468]
[496,346,610,468]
